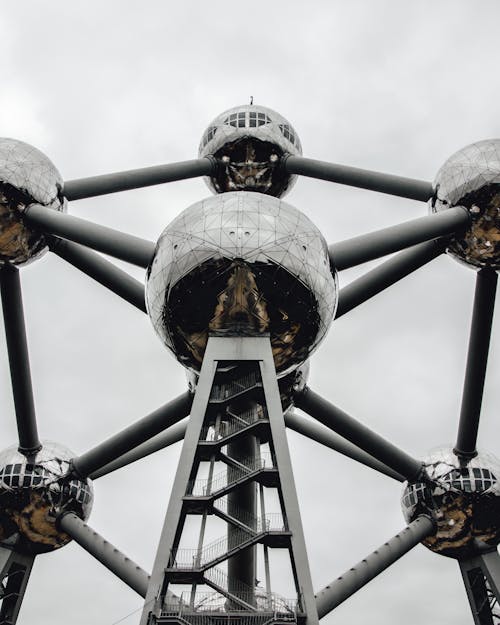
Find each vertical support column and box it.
[460,551,500,625]
[0,548,34,625]
[140,350,219,625]
[227,435,257,602]
[258,342,319,625]
[142,335,319,625]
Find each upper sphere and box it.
[146,192,337,377]
[0,138,65,266]
[401,447,500,558]
[430,139,500,270]
[0,441,93,554]
[199,104,302,198]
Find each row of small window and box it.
[224,112,272,128]
[402,483,427,508]
[66,481,93,505]
[279,124,299,148]
[443,467,496,492]
[202,114,300,149]
[0,464,50,487]
[402,468,497,509]
[201,126,218,148]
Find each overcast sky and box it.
[1,1,500,623]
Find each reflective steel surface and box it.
[401,448,500,558]
[0,138,65,266]
[431,139,500,269]
[0,441,93,554]
[199,105,302,198]
[146,192,336,376]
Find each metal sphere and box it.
[430,139,500,270]
[199,104,302,198]
[0,441,93,554]
[401,448,500,558]
[0,138,65,266]
[146,192,337,377]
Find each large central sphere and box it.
[146,192,337,376]
[401,448,500,558]
[0,442,93,554]
[0,138,65,266]
[430,139,500,270]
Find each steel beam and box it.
[72,392,192,478]
[335,239,446,318]
[63,157,215,200]
[295,387,422,481]
[284,411,404,482]
[455,270,498,458]
[90,418,188,479]
[331,207,470,271]
[460,550,500,625]
[23,204,154,268]
[315,515,435,617]
[50,237,146,313]
[282,155,432,202]
[58,512,149,597]
[0,548,35,625]
[0,266,41,454]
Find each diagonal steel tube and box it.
[315,515,435,617]
[23,204,155,268]
[91,410,406,483]
[0,266,41,454]
[335,239,446,318]
[58,512,150,597]
[330,207,470,270]
[282,155,433,202]
[455,269,498,458]
[90,418,188,479]
[63,157,215,200]
[72,392,192,478]
[284,411,404,482]
[295,387,422,481]
[50,237,147,313]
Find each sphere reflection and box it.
[401,448,500,558]
[199,105,301,198]
[0,442,93,554]
[0,138,65,266]
[146,192,336,377]
[431,139,500,269]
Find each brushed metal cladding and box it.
[0,441,93,554]
[146,192,336,377]
[401,447,500,558]
[0,138,65,266]
[430,139,500,269]
[199,104,302,197]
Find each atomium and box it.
[0,138,65,266]
[401,448,500,558]
[2,107,500,625]
[199,104,302,198]
[430,139,500,270]
[0,442,93,554]
[145,191,336,377]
